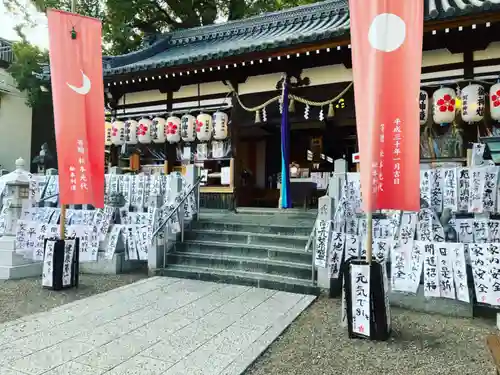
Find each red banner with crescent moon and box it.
[349,0,424,212]
[47,9,105,207]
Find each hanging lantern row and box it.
[105,111,229,146]
[418,83,500,125]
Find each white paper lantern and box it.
[166,116,181,143]
[181,114,196,142]
[137,118,152,144]
[490,83,500,121]
[151,117,166,144]
[419,90,429,125]
[213,111,229,140]
[105,121,112,146]
[461,84,485,123]
[196,113,213,142]
[433,87,456,124]
[124,119,138,145]
[111,120,125,146]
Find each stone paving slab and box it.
[0,277,316,375]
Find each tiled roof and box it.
[41,0,500,78]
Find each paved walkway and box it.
[0,277,316,375]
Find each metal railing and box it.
[152,177,203,269]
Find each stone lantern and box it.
[2,158,30,236]
[0,157,42,280]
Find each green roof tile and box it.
[39,0,500,79]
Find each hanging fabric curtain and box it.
[280,77,291,209]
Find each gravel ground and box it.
[0,273,147,324]
[0,276,496,375]
[245,295,498,375]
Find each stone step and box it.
[0,250,36,267]
[175,240,313,265]
[168,251,313,280]
[0,262,43,280]
[157,264,320,295]
[185,229,308,249]
[191,220,313,237]
[235,207,318,218]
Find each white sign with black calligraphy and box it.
[430,169,444,213]
[314,220,331,268]
[24,221,38,260]
[391,242,413,293]
[474,218,490,243]
[448,242,469,303]
[42,239,56,287]
[104,225,123,260]
[33,224,49,261]
[420,170,432,207]
[67,225,96,262]
[408,241,425,294]
[344,234,360,260]
[373,219,392,239]
[423,242,440,298]
[436,243,456,299]
[120,174,131,208]
[483,166,499,213]
[454,218,474,243]
[328,231,345,279]
[136,175,146,209]
[62,239,76,287]
[457,168,471,211]
[469,168,485,213]
[490,220,500,243]
[15,220,28,253]
[469,243,490,304]
[351,263,370,337]
[345,215,359,236]
[136,225,150,261]
[346,173,362,214]
[399,213,417,246]
[124,226,138,260]
[109,175,119,195]
[471,143,486,167]
[443,168,458,212]
[373,239,391,262]
[417,209,433,242]
[432,212,446,243]
[486,243,500,306]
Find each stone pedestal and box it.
[316,195,334,289]
[315,159,348,291]
[184,164,200,220]
[148,173,183,273]
[0,158,42,280]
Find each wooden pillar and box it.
[165,91,176,173]
[230,89,241,209]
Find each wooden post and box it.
[365,211,373,263]
[59,204,66,239]
[60,0,77,240]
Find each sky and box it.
[0,1,49,49]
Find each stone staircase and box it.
[159,208,319,295]
[0,237,42,280]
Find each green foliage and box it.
[7,41,50,108]
[2,0,320,106]
[4,0,320,55]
